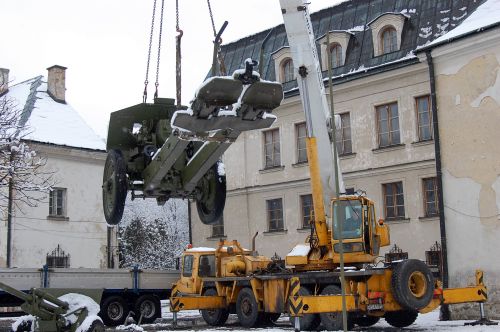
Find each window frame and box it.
[266,198,284,232]
[295,122,308,164]
[300,194,313,228]
[382,181,405,221]
[263,128,281,169]
[182,255,194,277]
[380,26,397,54]
[376,102,400,148]
[49,187,67,217]
[329,43,343,69]
[211,216,225,238]
[281,58,294,83]
[336,112,352,155]
[415,95,433,142]
[422,177,439,217]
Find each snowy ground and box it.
[1,301,498,331]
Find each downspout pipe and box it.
[425,51,450,319]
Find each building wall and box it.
[430,27,500,319]
[192,62,441,261]
[0,143,115,268]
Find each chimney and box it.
[0,68,9,95]
[47,65,67,103]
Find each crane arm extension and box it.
[279,0,345,218]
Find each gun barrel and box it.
[0,281,31,302]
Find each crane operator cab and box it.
[331,196,390,264]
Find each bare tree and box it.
[118,198,189,269]
[0,96,54,213]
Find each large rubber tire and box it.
[201,288,229,326]
[100,296,128,326]
[12,320,32,332]
[319,285,354,331]
[289,287,321,331]
[83,319,105,332]
[134,294,161,324]
[196,162,226,225]
[391,259,434,310]
[102,149,127,225]
[236,287,260,328]
[384,310,418,328]
[353,315,380,327]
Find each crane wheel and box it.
[384,310,418,328]
[391,259,434,310]
[353,315,380,327]
[102,150,127,225]
[236,287,259,328]
[288,286,320,331]
[319,285,354,331]
[196,162,226,225]
[201,288,229,326]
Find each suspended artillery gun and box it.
[0,281,103,332]
[103,60,283,225]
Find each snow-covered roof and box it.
[4,76,105,151]
[421,0,500,50]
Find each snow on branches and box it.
[0,96,54,212]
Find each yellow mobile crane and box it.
[169,0,492,330]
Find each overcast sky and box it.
[1,0,345,138]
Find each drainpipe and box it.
[187,199,193,244]
[6,152,14,267]
[426,51,450,320]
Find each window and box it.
[423,177,439,217]
[296,122,307,163]
[46,245,70,268]
[416,95,433,141]
[383,182,405,220]
[300,194,313,228]
[49,188,66,217]
[376,102,400,147]
[336,113,352,155]
[267,198,284,231]
[182,255,194,277]
[345,188,355,195]
[211,216,224,237]
[264,128,281,168]
[282,58,294,82]
[381,26,397,54]
[330,43,343,68]
[198,254,216,277]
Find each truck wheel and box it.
[134,294,161,324]
[236,287,259,328]
[391,259,434,310]
[319,285,354,331]
[288,287,320,331]
[83,319,105,332]
[353,315,380,327]
[100,296,128,326]
[196,162,226,225]
[384,310,418,328]
[201,288,229,326]
[102,149,127,225]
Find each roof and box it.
[216,0,486,95]
[419,0,500,50]
[4,76,106,151]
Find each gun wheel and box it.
[102,150,127,225]
[196,162,226,225]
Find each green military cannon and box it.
[103,59,283,225]
[0,281,104,332]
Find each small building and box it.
[0,65,117,268]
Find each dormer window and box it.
[272,46,295,83]
[282,58,294,82]
[317,31,353,70]
[329,43,343,68]
[368,12,408,57]
[381,26,397,54]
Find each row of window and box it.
[211,177,439,236]
[263,95,432,169]
[280,26,401,82]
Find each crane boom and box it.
[279,0,345,217]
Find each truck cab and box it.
[176,248,216,294]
